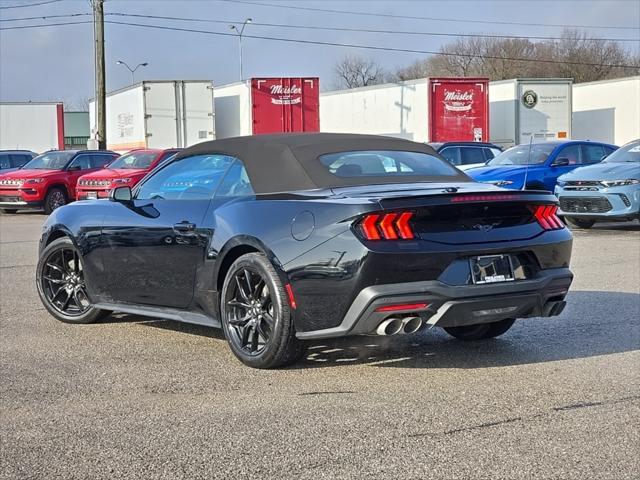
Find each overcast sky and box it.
[1,0,638,108]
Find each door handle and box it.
[173,221,196,232]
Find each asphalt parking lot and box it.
[1,212,639,480]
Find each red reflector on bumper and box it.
[375,302,429,312]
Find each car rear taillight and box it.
[358,211,415,240]
[531,205,564,230]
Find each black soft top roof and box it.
[175,133,467,193]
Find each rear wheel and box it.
[444,318,516,341]
[44,187,67,215]
[220,252,305,369]
[36,237,110,324]
[1,209,17,214]
[566,218,595,229]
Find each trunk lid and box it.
[333,182,558,244]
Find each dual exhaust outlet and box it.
[376,316,423,336]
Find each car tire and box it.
[220,252,305,369]
[1,209,17,214]
[444,318,516,341]
[44,187,67,215]
[566,218,595,229]
[36,237,111,324]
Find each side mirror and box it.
[67,165,81,172]
[109,186,132,202]
[552,157,570,167]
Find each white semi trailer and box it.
[489,78,573,148]
[0,102,65,152]
[572,76,640,146]
[90,81,215,153]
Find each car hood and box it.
[0,168,59,179]
[559,162,640,181]
[80,168,148,180]
[466,165,531,180]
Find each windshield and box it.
[22,151,75,170]
[108,151,158,170]
[487,143,555,166]
[319,150,459,178]
[603,141,639,163]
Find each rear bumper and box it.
[296,267,573,339]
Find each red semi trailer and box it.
[214,77,320,138]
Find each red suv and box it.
[76,149,179,201]
[0,150,119,214]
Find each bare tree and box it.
[393,29,639,83]
[333,54,387,89]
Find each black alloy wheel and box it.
[221,252,305,368]
[44,188,67,215]
[36,237,109,324]
[226,267,274,356]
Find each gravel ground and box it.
[1,213,639,479]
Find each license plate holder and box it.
[470,255,515,285]
[86,191,98,200]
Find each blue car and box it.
[555,139,640,229]
[467,140,618,192]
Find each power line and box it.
[220,0,640,31]
[2,11,638,42]
[105,12,640,43]
[102,19,639,69]
[0,13,90,21]
[0,0,62,9]
[0,20,91,29]
[2,18,638,70]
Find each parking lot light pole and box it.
[116,60,149,85]
[229,18,252,81]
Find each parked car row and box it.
[446,139,639,228]
[0,148,180,214]
[1,138,638,230]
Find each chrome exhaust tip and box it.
[401,316,423,334]
[376,317,403,336]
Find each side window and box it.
[483,148,500,161]
[90,154,114,169]
[9,154,25,168]
[439,147,460,165]
[582,145,605,164]
[604,146,616,156]
[216,161,255,198]
[68,154,92,170]
[136,154,235,200]
[460,147,486,165]
[159,151,178,162]
[557,144,581,165]
[0,155,10,169]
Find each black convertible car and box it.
[37,133,573,368]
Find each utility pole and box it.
[93,0,106,150]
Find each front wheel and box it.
[566,217,595,229]
[36,237,110,324]
[444,318,516,341]
[220,252,305,369]
[44,187,67,215]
